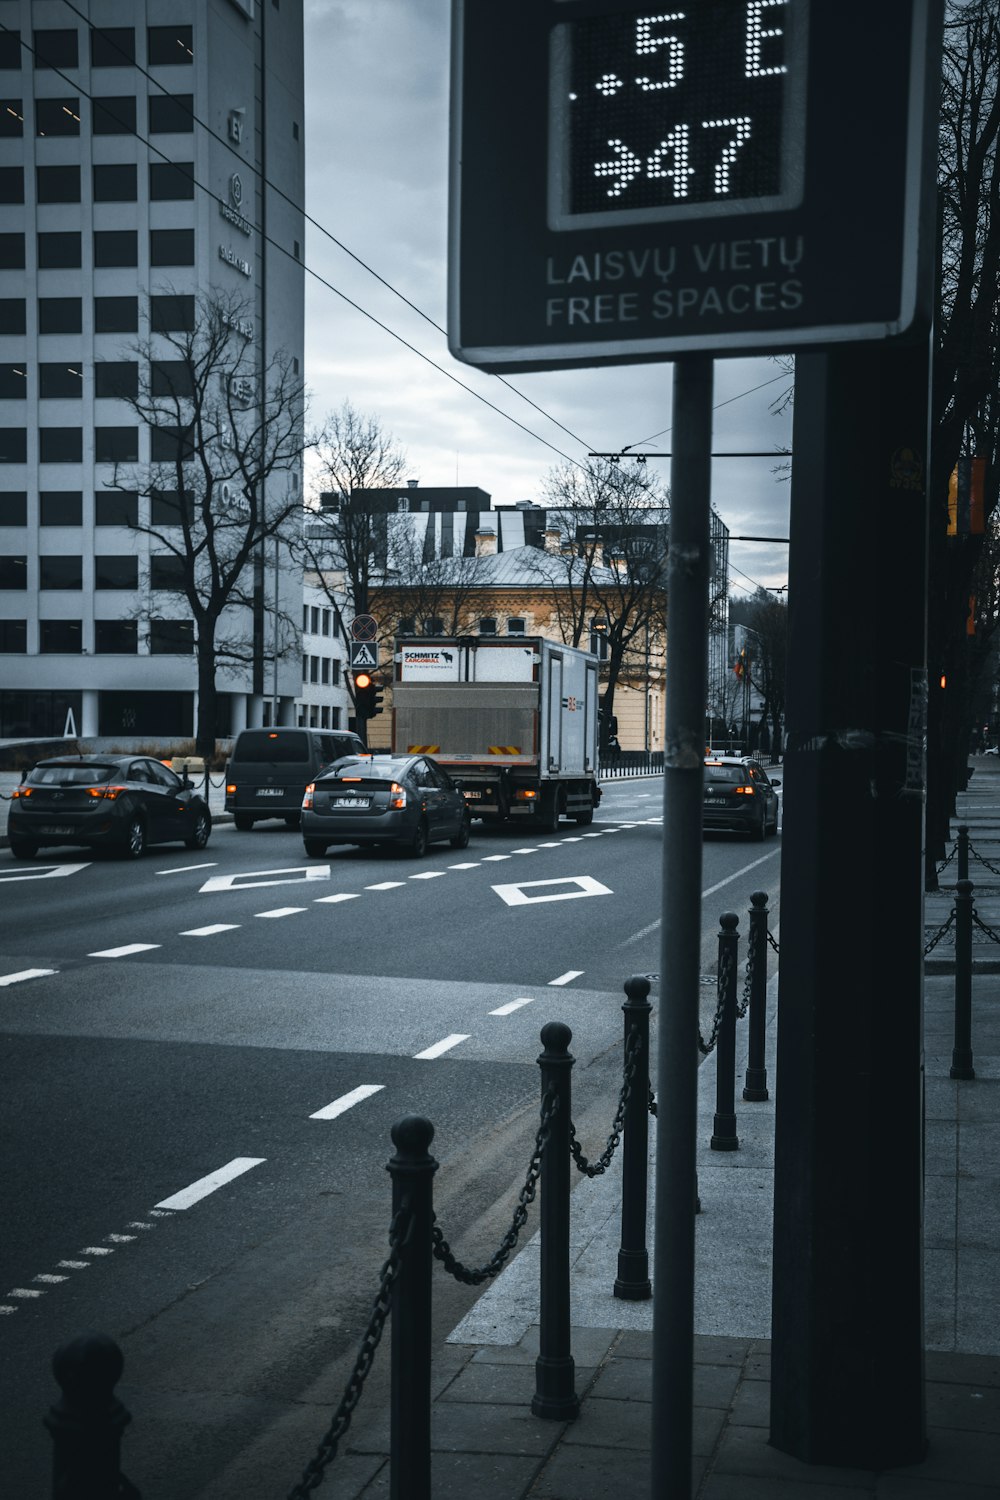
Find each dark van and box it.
[225,728,366,830]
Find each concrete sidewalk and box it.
[319,782,1000,1498]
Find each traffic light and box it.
[373,680,384,717]
[353,671,376,719]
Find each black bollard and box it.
[615,976,653,1300]
[387,1116,437,1500]
[44,1331,135,1500]
[743,892,771,1102]
[710,913,740,1151]
[957,825,969,884]
[950,880,976,1081]
[533,1022,580,1420]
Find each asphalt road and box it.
[0,777,782,1497]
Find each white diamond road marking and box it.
[492,876,613,907]
[314,892,360,904]
[0,968,57,987]
[154,1157,266,1211]
[0,862,90,883]
[490,997,535,1016]
[157,862,218,875]
[88,943,161,959]
[181,924,241,937]
[413,1034,470,1060]
[200,865,330,893]
[255,907,306,919]
[409,870,447,880]
[366,881,405,891]
[449,862,479,870]
[549,970,584,986]
[310,1083,385,1120]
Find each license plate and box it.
[256,788,284,797]
[705,796,729,804]
[40,825,75,835]
[333,795,370,808]
[463,790,482,799]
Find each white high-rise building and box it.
[0,0,304,742]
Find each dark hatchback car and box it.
[7,755,212,860]
[301,754,471,858]
[703,756,781,839]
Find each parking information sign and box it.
[448,0,941,371]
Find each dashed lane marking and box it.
[314,892,361,904]
[181,923,241,937]
[449,862,479,870]
[80,1246,114,1256]
[7,1287,43,1299]
[550,970,584,986]
[409,870,447,880]
[255,907,307,919]
[33,1273,68,1284]
[413,1034,470,1060]
[366,881,405,891]
[88,943,161,959]
[310,1083,385,1120]
[535,843,560,849]
[490,997,535,1016]
[510,848,538,854]
[157,862,218,875]
[0,968,57,986]
[154,1157,267,1211]
[482,854,512,862]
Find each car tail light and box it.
[11,786,31,799]
[734,785,755,796]
[514,788,537,801]
[87,784,127,800]
[226,782,237,795]
[302,782,315,809]
[389,782,406,809]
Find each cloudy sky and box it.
[301,0,793,597]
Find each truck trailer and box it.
[391,636,601,830]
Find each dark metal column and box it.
[652,354,713,1498]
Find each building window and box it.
[95,426,138,463]
[479,617,497,635]
[0,555,28,588]
[0,99,23,137]
[151,424,194,463]
[33,30,79,70]
[91,28,135,68]
[149,618,194,653]
[0,233,25,268]
[321,608,331,635]
[39,363,83,399]
[96,491,137,526]
[0,492,27,525]
[95,619,137,653]
[38,298,82,334]
[94,229,137,267]
[95,361,138,400]
[39,427,82,463]
[0,34,21,71]
[148,94,193,133]
[0,364,26,399]
[150,554,186,590]
[309,657,319,683]
[0,620,27,653]
[330,660,341,686]
[148,26,193,66]
[40,619,82,653]
[150,489,194,526]
[301,653,309,682]
[321,658,330,685]
[150,228,194,266]
[0,427,27,462]
[94,296,138,334]
[92,96,136,134]
[40,491,82,525]
[310,605,319,633]
[39,555,82,589]
[149,161,194,200]
[0,166,25,202]
[150,295,194,332]
[38,231,81,269]
[398,616,415,634]
[423,617,444,635]
[302,605,308,631]
[151,360,194,398]
[0,300,25,335]
[35,97,80,136]
[36,165,81,203]
[95,554,137,589]
[93,162,137,201]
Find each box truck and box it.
[392,636,601,830]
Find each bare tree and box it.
[730,589,788,754]
[108,290,311,760]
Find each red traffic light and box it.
[354,671,372,690]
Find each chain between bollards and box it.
[387,1116,437,1500]
[950,879,976,1080]
[711,914,740,1151]
[743,892,770,1102]
[533,1022,580,1420]
[615,976,653,1300]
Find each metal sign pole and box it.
[652,354,713,1497]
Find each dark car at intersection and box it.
[703,756,781,839]
[301,754,471,858]
[7,754,212,860]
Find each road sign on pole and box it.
[349,641,380,671]
[449,0,941,370]
[350,614,378,642]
